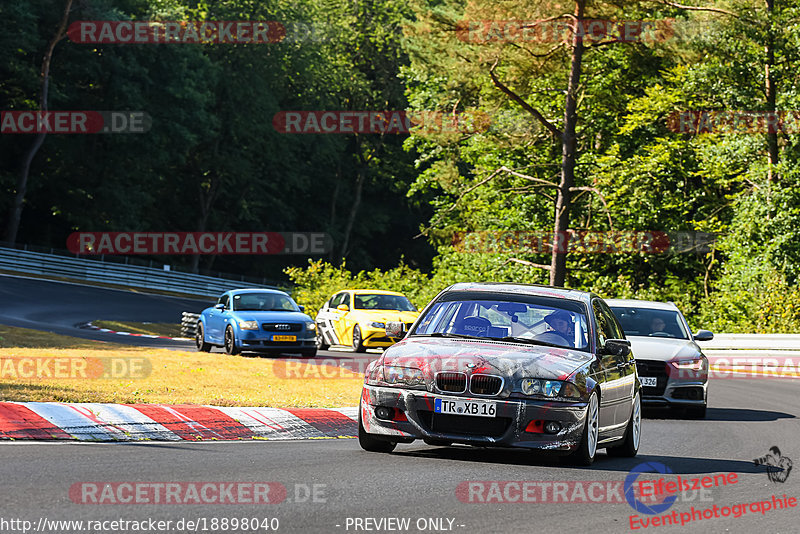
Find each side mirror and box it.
[214,303,225,310]
[337,304,350,312]
[693,329,714,341]
[601,339,631,356]
[385,321,405,338]
[298,305,305,312]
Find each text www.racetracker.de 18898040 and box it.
[0,517,280,533]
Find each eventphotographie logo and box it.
[754,447,793,483]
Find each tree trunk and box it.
[764,0,778,190]
[4,0,72,244]
[550,0,586,287]
[339,165,365,260]
[328,163,341,262]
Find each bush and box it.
[284,260,432,318]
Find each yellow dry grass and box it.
[0,325,363,407]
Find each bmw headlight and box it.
[306,322,316,331]
[369,321,386,329]
[521,378,563,397]
[383,366,425,387]
[238,320,259,330]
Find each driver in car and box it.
[544,310,574,347]
[650,316,667,335]
[258,295,276,310]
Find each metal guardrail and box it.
[698,334,800,360]
[0,246,281,298]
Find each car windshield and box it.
[609,306,690,340]
[353,294,417,311]
[412,293,589,351]
[232,293,297,312]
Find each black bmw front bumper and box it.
[360,385,589,452]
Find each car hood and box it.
[628,336,703,361]
[381,337,593,381]
[226,310,312,323]
[352,310,420,323]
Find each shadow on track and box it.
[392,446,765,475]
[643,406,794,422]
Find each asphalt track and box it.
[1,275,798,533]
[0,274,349,358]
[0,380,797,533]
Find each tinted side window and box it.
[342,293,351,307]
[218,294,230,308]
[598,301,625,339]
[592,299,615,345]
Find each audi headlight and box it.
[238,320,259,330]
[670,357,705,370]
[306,322,316,331]
[383,366,425,387]
[369,321,386,328]
[521,378,563,397]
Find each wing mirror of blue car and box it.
[601,339,631,356]
[337,304,350,312]
[693,329,714,341]
[298,305,305,312]
[385,321,405,338]
[214,303,225,310]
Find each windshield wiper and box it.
[419,332,484,341]
[491,336,565,348]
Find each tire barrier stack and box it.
[181,312,200,338]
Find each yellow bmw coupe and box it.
[315,289,420,352]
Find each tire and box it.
[563,390,599,466]
[358,408,396,453]
[301,348,317,358]
[352,325,366,353]
[607,391,641,457]
[195,323,211,352]
[686,404,707,419]
[224,325,240,355]
[315,329,329,350]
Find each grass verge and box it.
[92,320,183,338]
[0,325,363,407]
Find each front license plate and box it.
[640,376,657,387]
[434,398,496,418]
[273,335,297,342]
